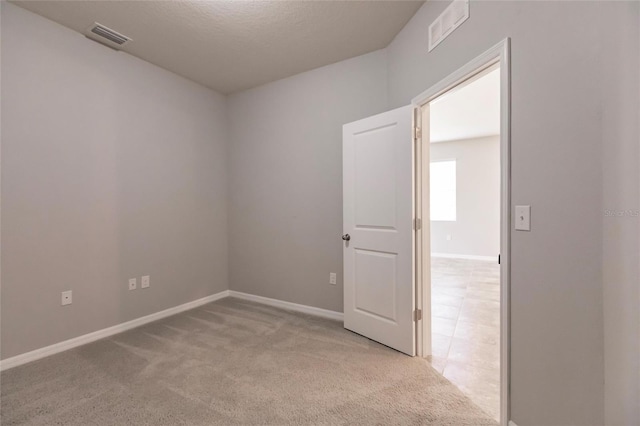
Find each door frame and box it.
[411,38,511,426]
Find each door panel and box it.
[355,249,397,321]
[343,105,415,356]
[354,126,397,228]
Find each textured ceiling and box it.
[430,68,501,143]
[12,0,423,94]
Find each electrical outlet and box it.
[141,275,150,289]
[61,290,72,306]
[446,234,452,241]
[128,278,137,290]
[329,272,337,285]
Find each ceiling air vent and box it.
[85,22,131,50]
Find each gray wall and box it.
[387,1,638,425]
[227,50,388,312]
[1,3,229,359]
[601,2,640,425]
[430,136,500,258]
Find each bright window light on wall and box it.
[430,160,457,221]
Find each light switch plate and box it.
[128,278,137,290]
[61,290,72,306]
[515,205,531,231]
[141,275,150,289]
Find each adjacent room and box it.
[426,67,501,420]
[1,1,638,426]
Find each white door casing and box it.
[342,105,415,356]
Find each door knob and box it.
[342,234,351,241]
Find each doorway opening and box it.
[412,40,510,425]
[428,65,501,420]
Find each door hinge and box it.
[413,218,422,230]
[413,309,423,321]
[414,127,422,140]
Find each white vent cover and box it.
[85,22,131,49]
[428,0,469,52]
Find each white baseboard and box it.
[1,289,344,371]
[228,290,344,322]
[0,290,230,371]
[432,252,497,262]
[508,421,518,426]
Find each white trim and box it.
[228,290,344,322]
[431,253,497,262]
[414,104,429,358]
[508,421,518,426]
[499,38,512,426]
[0,290,230,371]
[413,38,511,426]
[413,40,505,106]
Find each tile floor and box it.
[427,257,500,421]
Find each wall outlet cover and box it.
[141,275,150,289]
[128,278,137,290]
[329,272,337,285]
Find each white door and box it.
[342,105,415,356]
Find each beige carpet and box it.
[1,297,497,425]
